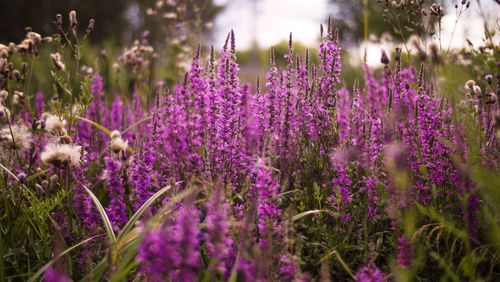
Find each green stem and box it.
[74,116,134,154]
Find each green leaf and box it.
[85,187,117,244]
[86,185,196,280]
[74,116,134,154]
[118,183,178,240]
[292,209,326,221]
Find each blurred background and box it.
[1,0,498,88]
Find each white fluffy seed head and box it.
[0,125,32,152]
[473,85,482,96]
[40,143,82,167]
[43,114,67,136]
[110,130,121,139]
[109,136,128,153]
[0,106,10,121]
[465,80,475,91]
[0,90,8,100]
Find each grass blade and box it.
[84,186,117,244]
[117,182,180,240]
[292,209,326,221]
[75,116,134,154]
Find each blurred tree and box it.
[0,0,222,46]
[0,0,131,43]
[330,0,437,44]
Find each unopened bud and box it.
[485,74,493,85]
[86,19,95,33]
[69,11,77,27]
[381,49,390,65]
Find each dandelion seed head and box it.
[109,136,128,153]
[0,125,32,152]
[50,52,66,71]
[465,80,475,90]
[43,113,67,136]
[473,85,481,96]
[0,90,8,100]
[41,143,82,167]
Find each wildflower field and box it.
[0,1,499,281]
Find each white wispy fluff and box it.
[42,113,68,136]
[0,105,10,121]
[0,125,32,152]
[40,143,82,167]
[109,130,128,153]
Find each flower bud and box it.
[69,11,78,27]
[380,49,390,65]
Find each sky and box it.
[213,0,331,49]
[213,0,500,66]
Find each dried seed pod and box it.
[86,19,95,34]
[69,10,78,28]
[54,14,63,29]
[380,49,390,65]
[485,74,493,85]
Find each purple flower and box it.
[205,187,234,276]
[251,158,281,241]
[35,91,45,118]
[104,156,127,232]
[137,204,200,282]
[354,263,384,282]
[43,267,71,282]
[396,234,413,269]
[329,160,352,221]
[130,147,155,211]
[73,166,99,232]
[279,253,299,281]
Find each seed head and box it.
[42,113,67,136]
[86,19,95,34]
[465,80,475,91]
[485,92,497,105]
[69,11,77,27]
[380,49,390,65]
[485,74,493,85]
[0,125,32,152]
[41,143,82,167]
[0,90,8,100]
[473,85,481,96]
[50,53,65,71]
[54,14,63,28]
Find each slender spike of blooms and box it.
[73,166,99,232]
[43,267,71,282]
[79,73,105,145]
[251,158,281,244]
[396,234,413,269]
[137,203,200,281]
[35,91,45,118]
[279,253,300,281]
[103,156,127,231]
[354,263,384,282]
[205,186,234,275]
[130,146,156,211]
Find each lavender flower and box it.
[251,159,281,243]
[396,234,413,269]
[103,156,127,231]
[43,267,71,282]
[279,253,299,281]
[137,203,200,282]
[354,263,384,282]
[205,187,234,275]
